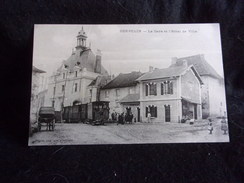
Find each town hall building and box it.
[45,28,110,121]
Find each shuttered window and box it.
[145,84,148,96]
[161,80,173,95]
[161,83,164,95]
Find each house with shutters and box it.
[100,71,143,122]
[136,63,203,123]
[170,54,227,118]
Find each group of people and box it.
[111,112,134,125]
[208,117,228,135]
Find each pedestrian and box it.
[147,112,151,123]
[208,122,213,134]
[221,117,228,135]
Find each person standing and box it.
[147,112,151,123]
[208,122,213,134]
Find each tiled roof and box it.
[102,72,143,89]
[136,66,186,81]
[170,54,222,79]
[120,94,140,103]
[88,75,110,87]
[33,66,45,73]
[58,48,108,75]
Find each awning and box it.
[181,97,200,104]
[120,94,140,103]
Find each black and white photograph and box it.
[29,24,229,145]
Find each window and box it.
[161,80,173,95]
[89,89,92,102]
[105,90,109,98]
[62,85,65,92]
[52,100,55,107]
[63,73,65,79]
[116,89,120,97]
[74,83,78,92]
[145,83,157,96]
[146,105,157,118]
[164,105,171,122]
[75,71,78,77]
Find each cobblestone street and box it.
[29,119,229,145]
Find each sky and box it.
[33,24,224,77]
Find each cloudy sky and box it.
[33,24,224,77]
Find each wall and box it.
[181,69,201,104]
[208,77,227,117]
[140,100,181,123]
[100,85,139,118]
[45,69,100,111]
[140,78,178,101]
[201,76,210,118]
[201,76,227,118]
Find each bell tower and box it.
[76,27,87,50]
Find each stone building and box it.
[30,66,46,133]
[100,72,143,121]
[45,28,109,117]
[170,54,226,118]
[136,64,203,123]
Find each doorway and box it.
[137,107,140,122]
[194,104,197,119]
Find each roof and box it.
[33,66,45,73]
[58,48,108,75]
[102,72,143,89]
[120,94,140,103]
[182,97,201,105]
[88,75,110,87]
[170,54,222,79]
[136,66,186,81]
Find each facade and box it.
[170,54,227,118]
[100,72,143,121]
[136,64,203,123]
[30,66,46,133]
[45,28,109,121]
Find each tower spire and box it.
[76,27,88,50]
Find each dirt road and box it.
[29,120,229,145]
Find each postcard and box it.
[29,24,229,145]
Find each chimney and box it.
[171,57,178,65]
[182,59,188,67]
[95,49,102,74]
[199,54,205,60]
[149,66,153,72]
